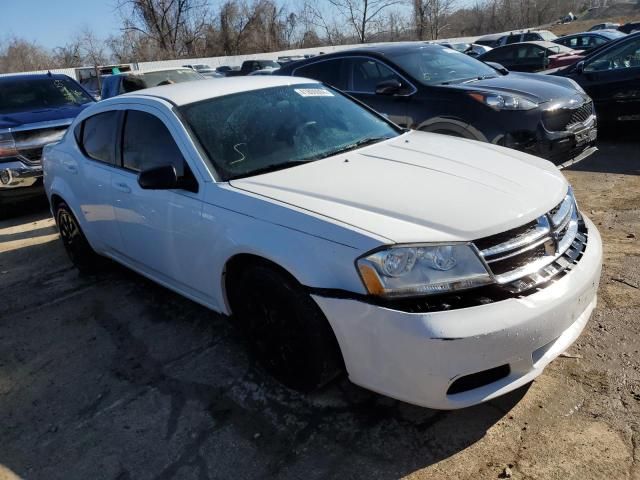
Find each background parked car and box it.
[619,21,640,34]
[475,33,506,48]
[496,30,557,46]
[548,32,640,124]
[589,22,620,31]
[224,60,280,76]
[215,65,234,75]
[278,43,596,166]
[554,30,627,53]
[437,42,492,57]
[0,73,95,206]
[477,41,584,72]
[182,63,223,78]
[248,67,279,75]
[100,68,205,99]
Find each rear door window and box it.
[294,59,347,90]
[80,111,120,165]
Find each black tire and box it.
[55,202,103,274]
[227,263,343,392]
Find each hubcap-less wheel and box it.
[228,263,343,392]
[55,203,102,273]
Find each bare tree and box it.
[413,0,456,40]
[117,0,210,58]
[327,0,403,43]
[0,37,54,73]
[301,1,347,45]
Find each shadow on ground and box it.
[568,128,640,176]
[0,220,528,479]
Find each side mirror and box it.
[138,165,178,190]
[575,60,585,74]
[485,62,509,75]
[375,79,403,95]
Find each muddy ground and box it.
[0,134,638,480]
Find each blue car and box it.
[0,73,95,206]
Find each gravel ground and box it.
[0,134,638,480]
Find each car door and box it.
[110,106,208,297]
[73,110,124,253]
[575,35,640,122]
[485,46,517,70]
[345,57,412,127]
[516,45,546,72]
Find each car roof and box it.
[560,30,623,38]
[121,76,318,106]
[0,73,74,84]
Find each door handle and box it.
[113,182,131,193]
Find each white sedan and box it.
[43,77,602,409]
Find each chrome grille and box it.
[474,189,587,294]
[542,101,594,132]
[567,102,594,129]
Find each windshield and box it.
[388,46,498,85]
[539,31,558,41]
[180,84,400,180]
[122,69,203,92]
[0,77,93,114]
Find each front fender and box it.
[199,201,373,316]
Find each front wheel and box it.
[227,263,344,392]
[55,202,103,274]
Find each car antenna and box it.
[47,70,52,77]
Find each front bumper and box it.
[0,159,43,189]
[501,114,598,167]
[313,216,602,410]
[0,160,44,203]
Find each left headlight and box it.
[469,92,538,111]
[357,244,493,298]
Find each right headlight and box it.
[357,244,492,298]
[469,92,538,111]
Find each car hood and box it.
[452,71,579,103]
[0,103,91,130]
[230,131,568,244]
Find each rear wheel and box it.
[227,262,343,392]
[55,202,103,274]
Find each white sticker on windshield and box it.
[294,88,334,97]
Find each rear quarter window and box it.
[294,59,347,90]
[80,111,120,165]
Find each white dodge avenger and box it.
[43,77,602,409]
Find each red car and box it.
[478,41,584,72]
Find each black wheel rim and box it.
[58,209,82,261]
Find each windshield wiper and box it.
[228,160,309,180]
[315,136,393,159]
